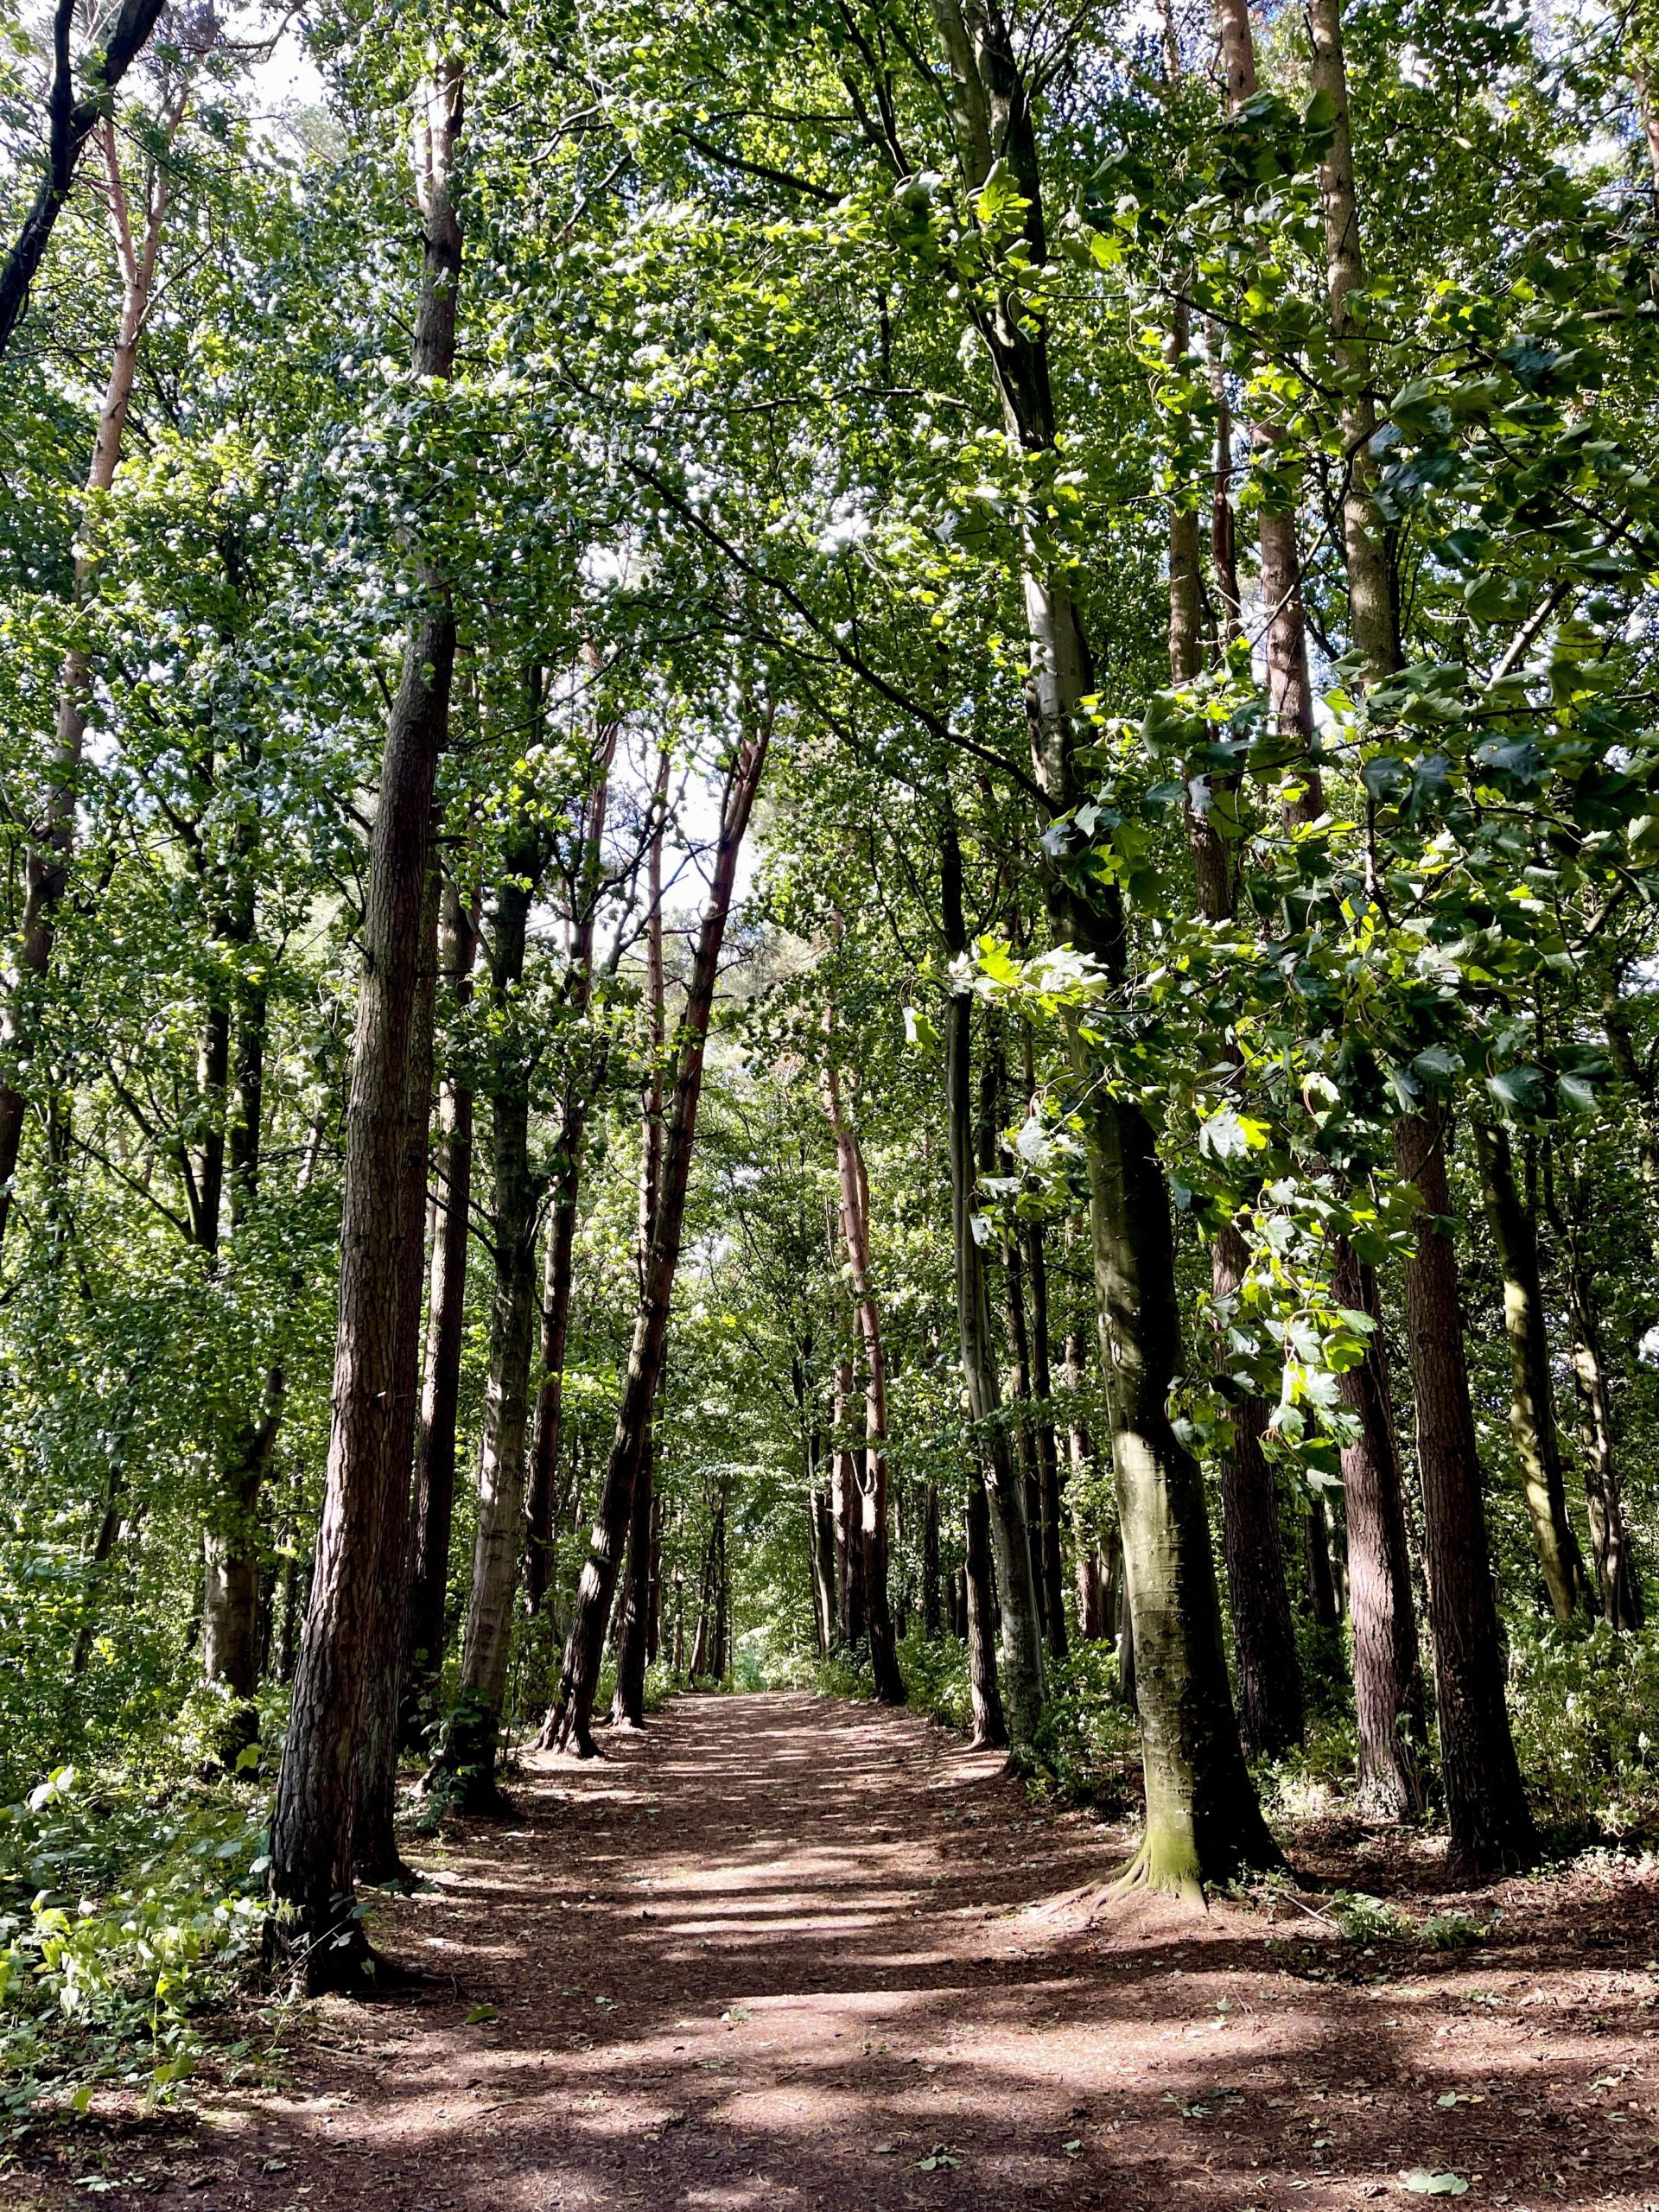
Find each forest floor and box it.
[10,1689,1659,2212]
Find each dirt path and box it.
[31,1691,1659,2210]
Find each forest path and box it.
[75,1692,1659,2211]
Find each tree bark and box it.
[266,60,463,1982]
[611,847,669,1733]
[353,854,442,1884]
[1395,1103,1535,1875]
[1474,1119,1590,1623]
[940,812,1046,1759]
[1212,1224,1305,1757]
[402,879,480,1736]
[0,0,168,364]
[963,1465,1007,1750]
[921,1481,942,1637]
[823,1038,905,1702]
[539,715,769,1754]
[524,725,624,1608]
[444,823,545,1802]
[1022,1215,1068,1658]
[1332,1241,1427,1813]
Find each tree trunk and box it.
[824,1041,904,1703]
[1394,1103,1535,1875]
[1331,1240,1427,1814]
[937,0,1273,1884]
[0,116,173,1242]
[1212,1225,1305,1755]
[445,836,543,1802]
[540,716,768,1754]
[922,1481,942,1637]
[808,1477,836,1655]
[997,1180,1051,1650]
[941,821,1046,1758]
[963,1467,1007,1750]
[524,724,624,1607]
[265,61,462,1983]
[610,792,671,1731]
[609,1421,655,1727]
[830,1347,862,1647]
[0,0,172,363]
[402,879,479,1736]
[353,854,442,1884]
[1307,0,1398,677]
[1023,1217,1068,1658]
[1474,1119,1590,1622]
[1304,1497,1340,1630]
[1569,1313,1643,1630]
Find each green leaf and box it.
[464,2004,498,2024]
[1403,2173,1469,2196]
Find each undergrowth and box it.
[0,1741,272,2130]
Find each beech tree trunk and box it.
[539,715,768,1754]
[1395,1103,1535,1875]
[1474,1119,1589,1622]
[921,1481,942,1637]
[266,61,463,1981]
[402,878,479,1736]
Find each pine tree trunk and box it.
[540,718,768,1753]
[1395,1103,1535,1874]
[1474,1119,1589,1622]
[402,880,479,1736]
[354,855,442,1884]
[266,63,462,1980]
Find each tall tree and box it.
[540,709,769,1755]
[266,57,464,1982]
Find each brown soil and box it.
[13,1690,1659,2209]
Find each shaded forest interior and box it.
[1,0,1659,2199]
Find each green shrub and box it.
[1032,1642,1140,1809]
[0,1764,270,2126]
[1505,1620,1659,1837]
